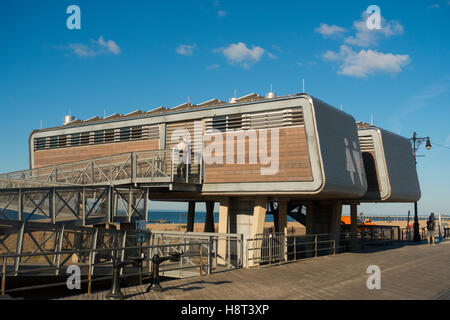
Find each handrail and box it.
[0,148,204,188]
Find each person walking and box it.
[426,213,436,245]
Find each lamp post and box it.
[410,132,431,242]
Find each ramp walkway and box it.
[0,149,202,225]
[63,240,450,300]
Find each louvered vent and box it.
[359,135,375,151]
[205,107,304,133]
[34,124,160,151]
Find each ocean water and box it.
[147,210,287,224]
[0,209,284,224]
[3,209,444,224]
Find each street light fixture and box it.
[426,137,432,150]
[410,132,431,241]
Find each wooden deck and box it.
[61,240,450,300]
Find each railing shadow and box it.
[123,279,233,299]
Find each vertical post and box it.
[110,157,113,182]
[14,222,25,275]
[238,234,243,269]
[82,188,86,226]
[51,188,56,224]
[88,228,98,295]
[1,257,6,295]
[199,243,203,276]
[314,235,318,257]
[120,231,127,276]
[144,188,149,221]
[91,162,94,184]
[268,235,272,265]
[128,188,132,223]
[208,236,213,275]
[131,152,137,183]
[54,225,65,275]
[18,189,23,222]
[106,187,111,224]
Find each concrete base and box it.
[217,197,267,268]
[305,201,342,256]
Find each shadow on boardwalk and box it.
[124,280,233,300]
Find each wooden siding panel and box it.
[204,126,312,183]
[34,139,159,168]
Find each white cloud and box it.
[323,45,410,78]
[217,10,227,17]
[427,4,440,8]
[400,77,450,116]
[64,36,121,57]
[315,23,346,37]
[344,12,404,47]
[268,52,278,60]
[176,44,196,56]
[97,36,121,54]
[216,42,265,68]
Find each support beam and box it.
[204,201,215,233]
[14,223,25,275]
[250,198,267,238]
[249,198,266,267]
[186,201,196,232]
[217,198,230,265]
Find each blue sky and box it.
[0,0,449,215]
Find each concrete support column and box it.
[186,201,196,232]
[217,198,230,265]
[305,201,342,255]
[350,203,358,251]
[250,198,267,238]
[249,197,267,267]
[204,201,215,233]
[330,202,343,254]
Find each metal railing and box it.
[246,226,402,267]
[0,149,203,189]
[150,230,244,271]
[401,227,450,241]
[0,222,215,296]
